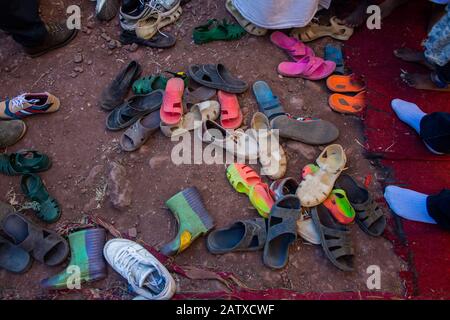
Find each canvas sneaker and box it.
[0,93,60,120]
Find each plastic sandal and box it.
[252,81,285,120]
[290,16,354,43]
[325,44,345,75]
[328,91,366,114]
[278,55,336,80]
[335,174,386,236]
[160,100,220,138]
[207,218,267,254]
[106,90,164,131]
[270,177,299,201]
[193,19,246,44]
[183,86,217,108]
[160,78,185,125]
[218,90,243,129]
[323,189,356,225]
[250,112,287,180]
[0,150,51,176]
[0,234,31,273]
[326,74,366,93]
[311,205,354,271]
[188,64,248,94]
[160,187,214,256]
[226,163,275,218]
[297,209,321,245]
[270,31,315,61]
[296,144,347,207]
[20,173,61,223]
[120,110,161,152]
[225,0,267,36]
[1,212,69,266]
[132,75,168,95]
[135,5,182,40]
[263,195,300,269]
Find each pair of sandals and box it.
[0,205,68,273]
[327,74,367,114]
[0,150,60,223]
[271,31,336,80]
[207,195,300,269]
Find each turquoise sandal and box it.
[0,150,51,176]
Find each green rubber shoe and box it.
[0,150,51,176]
[132,75,168,95]
[193,19,247,44]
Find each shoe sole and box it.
[28,29,78,58]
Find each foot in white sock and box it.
[391,98,426,134]
[384,186,437,224]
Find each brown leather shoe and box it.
[23,22,78,58]
[0,120,27,148]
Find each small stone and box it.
[127,43,139,52]
[74,66,84,73]
[86,21,95,29]
[87,60,93,65]
[107,40,117,50]
[69,72,78,78]
[73,53,83,63]
[148,156,170,169]
[289,96,304,109]
[286,141,317,160]
[128,228,137,238]
[101,33,111,41]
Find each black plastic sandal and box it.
[311,204,354,271]
[263,195,300,269]
[335,174,386,236]
[188,64,248,94]
[207,218,266,254]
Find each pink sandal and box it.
[278,56,336,80]
[218,90,243,129]
[270,31,315,61]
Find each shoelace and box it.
[9,94,27,109]
[114,247,161,290]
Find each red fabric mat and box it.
[345,0,450,299]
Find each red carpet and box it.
[345,0,450,299]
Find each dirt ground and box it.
[0,0,406,299]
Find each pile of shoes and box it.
[118,0,183,48]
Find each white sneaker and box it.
[104,239,176,300]
[199,120,259,160]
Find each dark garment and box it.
[435,61,450,83]
[0,0,47,47]
[427,189,450,231]
[420,112,450,154]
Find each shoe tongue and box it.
[133,262,165,294]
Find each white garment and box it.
[232,0,329,29]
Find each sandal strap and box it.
[267,207,298,241]
[258,97,285,119]
[235,218,267,249]
[330,246,354,259]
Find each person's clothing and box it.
[427,189,450,230]
[0,0,47,47]
[232,0,331,29]
[424,4,450,67]
[420,112,450,154]
[434,61,450,84]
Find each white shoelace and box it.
[9,94,27,109]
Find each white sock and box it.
[384,186,437,224]
[391,98,426,134]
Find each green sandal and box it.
[132,75,168,95]
[20,173,61,223]
[0,150,51,176]
[193,19,246,44]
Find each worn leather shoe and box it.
[23,23,77,58]
[100,60,142,111]
[0,120,27,148]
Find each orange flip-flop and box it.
[218,90,243,129]
[326,74,365,93]
[160,78,185,125]
[328,91,366,114]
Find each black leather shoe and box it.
[23,23,77,58]
[100,60,142,111]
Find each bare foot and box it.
[394,48,435,70]
[341,2,368,28]
[401,71,450,92]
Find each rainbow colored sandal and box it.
[160,187,214,256]
[40,228,107,289]
[323,189,356,225]
[226,163,275,218]
[302,164,355,225]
